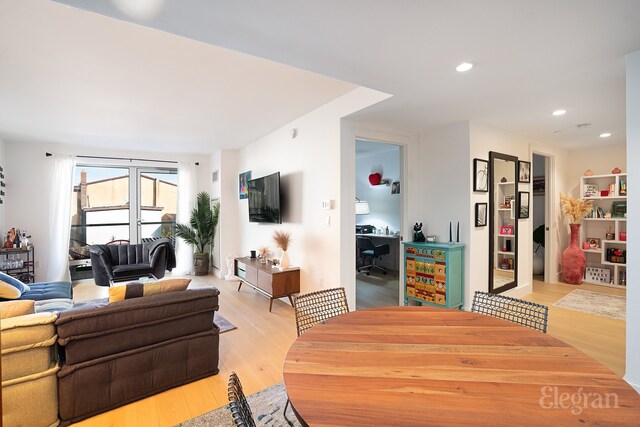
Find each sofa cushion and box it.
[108,278,191,303]
[2,364,60,427]
[18,281,73,301]
[0,300,35,319]
[56,288,219,365]
[0,271,30,295]
[1,312,58,382]
[112,263,153,276]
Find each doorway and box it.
[69,165,178,280]
[355,139,402,309]
[532,153,549,282]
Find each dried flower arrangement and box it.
[560,193,593,224]
[258,245,270,258]
[272,229,291,251]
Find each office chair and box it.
[356,237,390,275]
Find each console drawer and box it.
[257,270,272,294]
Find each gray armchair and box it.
[89,238,176,286]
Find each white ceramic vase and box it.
[279,250,290,270]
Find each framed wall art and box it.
[518,160,531,183]
[239,170,251,199]
[518,191,530,219]
[475,203,487,227]
[473,158,488,192]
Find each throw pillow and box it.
[0,271,31,295]
[108,278,191,303]
[0,299,35,319]
[0,280,22,299]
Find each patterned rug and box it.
[214,313,237,333]
[175,382,300,426]
[553,289,626,320]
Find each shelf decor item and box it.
[560,193,593,284]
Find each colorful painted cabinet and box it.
[403,242,464,308]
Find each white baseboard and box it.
[503,282,533,299]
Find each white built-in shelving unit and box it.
[580,173,627,288]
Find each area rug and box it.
[175,382,300,426]
[214,313,237,333]
[553,289,626,320]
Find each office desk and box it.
[356,233,401,272]
[284,306,640,426]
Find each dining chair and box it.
[294,287,350,336]
[284,287,350,424]
[471,291,549,333]
[228,372,257,427]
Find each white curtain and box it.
[174,161,196,275]
[46,154,76,282]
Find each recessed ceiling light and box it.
[455,62,473,72]
[600,132,612,138]
[552,109,567,116]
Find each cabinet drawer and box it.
[257,270,273,294]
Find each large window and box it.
[69,165,177,280]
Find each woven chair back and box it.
[228,372,256,427]
[471,291,549,333]
[295,287,349,336]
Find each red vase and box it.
[562,223,585,284]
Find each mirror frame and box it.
[488,151,518,294]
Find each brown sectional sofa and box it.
[54,287,220,426]
[1,311,61,427]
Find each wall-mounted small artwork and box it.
[475,203,487,227]
[518,191,530,219]
[473,158,488,192]
[518,161,531,183]
[391,181,400,194]
[239,171,251,199]
[532,176,545,195]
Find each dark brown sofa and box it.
[55,288,220,425]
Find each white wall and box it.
[4,139,209,281]
[419,122,471,302]
[625,49,640,392]
[234,87,391,300]
[355,142,401,233]
[210,149,239,278]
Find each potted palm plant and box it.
[175,191,220,275]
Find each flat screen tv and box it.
[248,172,282,223]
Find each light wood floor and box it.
[69,276,626,426]
[355,272,399,310]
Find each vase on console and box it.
[561,223,585,284]
[279,250,290,270]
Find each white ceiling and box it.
[0,0,356,153]
[4,0,640,153]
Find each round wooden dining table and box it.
[283,306,640,426]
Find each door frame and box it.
[340,120,418,309]
[530,149,556,284]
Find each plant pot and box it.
[561,223,585,284]
[193,253,209,276]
